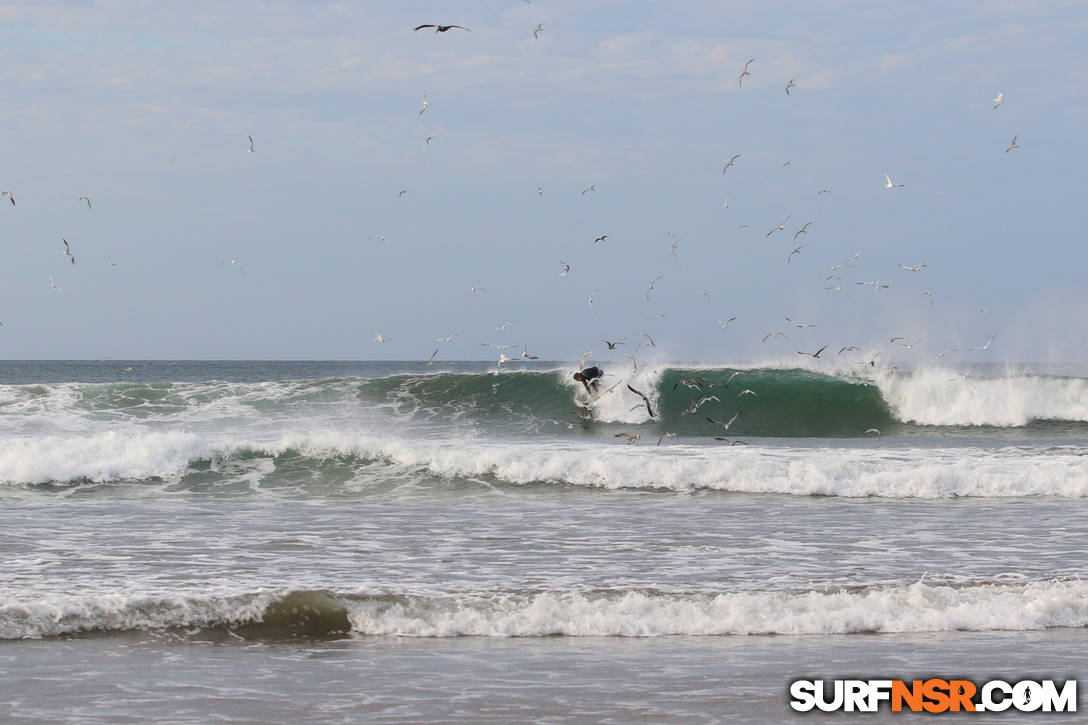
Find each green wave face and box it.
[356,367,894,437]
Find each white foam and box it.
[5,580,1086,639]
[871,367,1088,426]
[345,580,1088,637]
[3,428,1086,498]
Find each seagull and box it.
[248,135,255,153]
[62,238,76,265]
[533,23,543,39]
[49,274,60,291]
[817,189,833,195]
[971,334,996,351]
[993,92,1004,109]
[738,58,753,87]
[719,199,729,211]
[78,195,93,210]
[582,183,598,194]
[671,240,680,257]
[368,234,389,243]
[468,286,487,293]
[426,349,439,365]
[898,263,926,272]
[762,330,788,342]
[626,354,638,371]
[782,160,792,167]
[426,136,433,144]
[573,407,593,421]
[414,24,471,32]
[656,432,677,446]
[737,389,757,398]
[716,317,736,330]
[593,235,608,244]
[549,419,576,430]
[419,95,430,115]
[436,334,457,343]
[785,316,814,328]
[681,395,720,417]
[839,346,861,354]
[521,345,539,360]
[538,186,543,196]
[787,245,806,264]
[707,412,740,431]
[890,337,921,349]
[726,371,745,385]
[374,333,391,343]
[673,377,705,391]
[1005,135,1019,153]
[883,172,904,189]
[793,221,813,239]
[588,290,597,306]
[634,330,656,350]
[627,385,656,418]
[766,216,790,237]
[560,261,570,276]
[398,189,409,198]
[865,428,881,437]
[481,342,517,350]
[935,348,959,360]
[646,274,663,301]
[220,258,244,272]
[2,190,14,206]
[614,432,641,445]
[722,154,740,174]
[496,321,512,331]
[785,77,797,95]
[797,344,829,359]
[603,339,624,349]
[856,280,889,290]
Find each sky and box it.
[1,0,1086,362]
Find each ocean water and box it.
[2,359,1087,723]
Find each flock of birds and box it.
[11,19,1021,446]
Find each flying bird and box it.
[426,350,439,365]
[603,339,624,349]
[248,135,255,153]
[656,432,677,446]
[737,389,757,398]
[626,385,656,418]
[883,172,904,189]
[220,258,243,272]
[993,92,1004,109]
[738,59,753,87]
[707,412,741,433]
[971,334,997,351]
[716,317,736,330]
[414,24,471,32]
[78,195,93,210]
[785,77,797,95]
[398,189,409,198]
[533,23,543,39]
[2,190,14,206]
[62,238,76,265]
[722,154,740,174]
[898,263,926,272]
[766,216,790,237]
[521,345,539,360]
[593,235,608,244]
[793,221,813,239]
[419,95,430,115]
[560,261,570,276]
[374,333,391,343]
[797,345,829,359]
[1005,135,1019,153]
[582,183,598,194]
[681,395,720,417]
[787,245,806,264]
[762,330,788,342]
[646,274,663,300]
[614,432,641,445]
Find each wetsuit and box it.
[575,366,604,393]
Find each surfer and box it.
[573,366,604,394]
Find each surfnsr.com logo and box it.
[789,679,1077,713]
